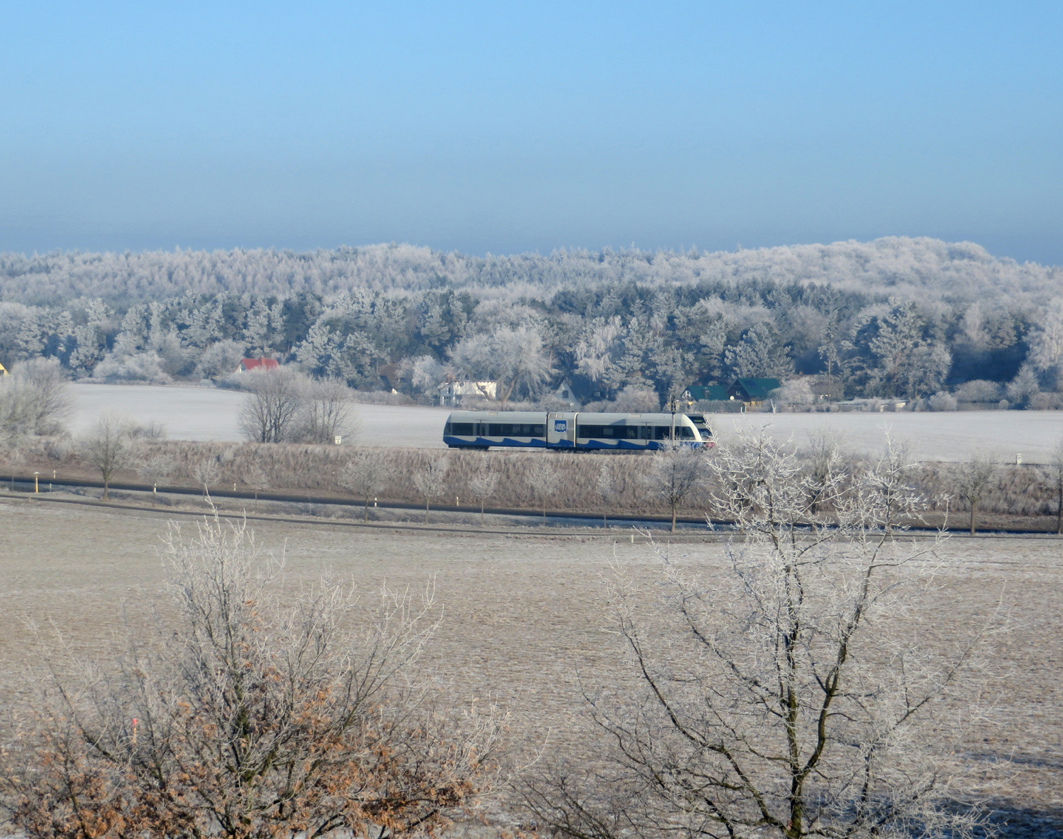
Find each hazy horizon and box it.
[3,235,1060,271]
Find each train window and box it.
[677,426,695,439]
[578,424,641,439]
[487,423,545,437]
[449,422,475,435]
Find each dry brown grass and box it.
[3,438,673,517]
[3,437,1063,527]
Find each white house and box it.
[438,379,497,407]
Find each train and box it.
[442,410,713,451]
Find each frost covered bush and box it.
[770,379,815,406]
[93,352,172,384]
[928,391,958,411]
[1029,392,1063,410]
[953,379,1003,403]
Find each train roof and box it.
[446,410,549,422]
[446,410,698,424]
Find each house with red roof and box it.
[236,358,280,373]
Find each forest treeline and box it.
[2,236,1063,407]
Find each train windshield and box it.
[686,414,712,437]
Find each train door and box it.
[546,412,577,448]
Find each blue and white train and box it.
[443,410,713,451]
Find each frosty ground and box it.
[1,499,1061,835]
[70,383,1063,463]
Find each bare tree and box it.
[3,513,499,839]
[954,453,997,535]
[5,444,26,491]
[127,419,167,440]
[192,457,221,498]
[862,436,920,536]
[339,452,387,522]
[523,430,987,839]
[0,378,35,444]
[137,454,174,506]
[642,442,704,532]
[526,457,560,524]
[413,456,450,524]
[801,430,849,513]
[596,462,619,528]
[77,413,140,500]
[243,460,271,506]
[0,358,73,436]
[467,459,500,527]
[296,377,358,444]
[237,367,306,443]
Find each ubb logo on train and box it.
[554,419,567,432]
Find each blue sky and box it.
[2,1,1061,263]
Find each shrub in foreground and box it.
[2,514,498,839]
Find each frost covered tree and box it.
[194,339,246,380]
[241,461,271,506]
[861,299,950,399]
[404,355,448,397]
[596,462,620,528]
[78,413,141,500]
[575,316,625,395]
[449,325,554,407]
[1024,297,1063,390]
[953,454,998,536]
[724,321,793,379]
[523,430,988,839]
[0,358,72,437]
[641,441,704,532]
[339,452,387,522]
[192,457,222,497]
[467,460,500,527]
[237,368,308,443]
[1005,364,1041,407]
[526,458,561,524]
[413,455,450,524]
[137,455,175,505]
[295,378,356,444]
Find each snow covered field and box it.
[1,503,1061,831]
[69,384,1063,462]
[69,384,452,448]
[712,410,1063,464]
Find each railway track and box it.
[3,474,1061,539]
[0,475,715,537]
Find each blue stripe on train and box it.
[444,435,549,448]
[444,435,670,450]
